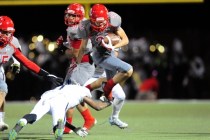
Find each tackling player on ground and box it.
[56,3,96,133]
[8,84,112,140]
[0,16,63,131]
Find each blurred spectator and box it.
[135,70,159,100]
[185,55,206,98]
[166,38,189,99]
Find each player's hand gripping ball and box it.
[101,33,121,51]
[103,33,121,46]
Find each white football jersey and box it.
[41,85,92,109]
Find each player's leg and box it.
[65,63,96,133]
[8,114,37,140]
[51,97,67,140]
[109,84,128,129]
[85,77,107,91]
[76,103,97,131]
[100,56,133,100]
[0,78,9,131]
[63,108,74,134]
[9,98,50,139]
[0,92,8,131]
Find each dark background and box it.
[0,2,210,100]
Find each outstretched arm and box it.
[13,48,63,86]
[83,96,112,111]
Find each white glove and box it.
[99,95,109,102]
[10,63,20,74]
[99,95,113,105]
[74,127,88,137]
[101,36,114,51]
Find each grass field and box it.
[1,100,210,140]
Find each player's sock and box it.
[0,112,5,122]
[103,79,116,100]
[64,117,72,134]
[81,109,96,130]
[112,98,124,119]
[85,84,93,91]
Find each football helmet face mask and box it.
[90,4,109,32]
[64,3,85,26]
[0,16,15,48]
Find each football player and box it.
[78,4,133,129]
[56,3,96,133]
[8,84,112,140]
[0,16,63,131]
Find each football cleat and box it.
[0,122,9,131]
[8,120,25,140]
[54,119,64,140]
[8,129,17,140]
[109,117,128,129]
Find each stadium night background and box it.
[0,0,210,100]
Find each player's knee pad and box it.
[23,114,37,124]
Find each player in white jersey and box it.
[56,3,96,133]
[8,84,112,140]
[77,4,133,102]
[0,16,63,131]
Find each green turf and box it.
[1,101,210,140]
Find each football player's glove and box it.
[100,95,113,105]
[43,74,63,87]
[38,69,63,87]
[101,36,114,51]
[74,127,88,137]
[10,63,20,74]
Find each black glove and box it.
[43,74,63,87]
[38,69,63,87]
[10,63,20,74]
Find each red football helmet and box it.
[0,16,15,48]
[64,3,85,26]
[89,4,109,32]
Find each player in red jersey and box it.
[0,16,63,131]
[56,3,96,133]
[77,4,133,101]
[76,4,133,128]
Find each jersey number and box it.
[1,55,9,63]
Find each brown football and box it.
[103,33,121,45]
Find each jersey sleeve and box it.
[77,20,90,39]
[13,48,41,73]
[11,37,22,51]
[109,11,122,28]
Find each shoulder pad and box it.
[11,36,21,50]
[109,11,121,27]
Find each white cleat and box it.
[0,122,9,131]
[109,117,128,129]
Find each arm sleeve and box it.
[13,48,41,74]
